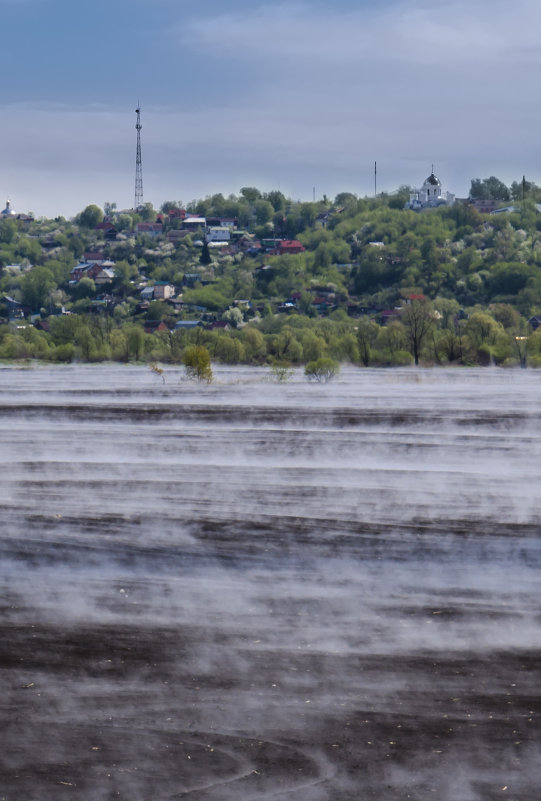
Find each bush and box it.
[304,357,340,383]
[52,343,75,362]
[391,349,414,366]
[270,362,294,382]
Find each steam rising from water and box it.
[1,365,540,800]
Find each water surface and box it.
[1,365,540,800]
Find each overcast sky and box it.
[1,0,539,217]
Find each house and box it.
[69,260,115,285]
[135,222,163,237]
[70,261,104,283]
[167,208,186,221]
[206,320,231,331]
[277,301,297,313]
[206,217,238,229]
[94,266,115,286]
[167,229,190,243]
[528,316,541,331]
[277,240,306,255]
[95,221,116,233]
[174,320,205,331]
[83,251,106,263]
[380,309,402,324]
[405,293,426,302]
[469,199,506,214]
[4,295,28,319]
[144,320,170,334]
[153,282,174,300]
[140,286,155,302]
[181,216,206,231]
[34,319,51,332]
[183,273,202,287]
[206,227,231,243]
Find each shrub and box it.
[304,357,340,383]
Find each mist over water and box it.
[1,364,540,800]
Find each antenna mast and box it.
[134,106,143,210]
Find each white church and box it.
[406,170,455,210]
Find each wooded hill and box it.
[2,179,541,367]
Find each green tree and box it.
[126,325,145,361]
[20,266,56,311]
[356,318,379,366]
[469,177,510,201]
[183,344,213,382]
[240,187,262,204]
[254,199,274,225]
[78,204,104,228]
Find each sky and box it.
[1,0,540,218]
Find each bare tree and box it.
[401,299,434,365]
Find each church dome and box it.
[425,173,441,186]
[1,199,16,217]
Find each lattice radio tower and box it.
[134,105,143,210]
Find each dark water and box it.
[1,364,540,801]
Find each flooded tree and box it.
[304,357,340,383]
[183,345,213,383]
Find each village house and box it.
[69,260,115,285]
[277,240,306,255]
[181,216,206,233]
[206,227,231,243]
[174,320,205,331]
[144,320,170,334]
[135,222,163,237]
[153,282,174,300]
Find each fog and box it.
[1,365,540,800]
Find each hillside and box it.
[1,181,541,368]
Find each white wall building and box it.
[206,227,231,243]
[407,171,455,210]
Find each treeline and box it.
[1,300,540,368]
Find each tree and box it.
[138,202,156,222]
[356,318,379,366]
[126,325,145,361]
[78,204,104,228]
[270,362,293,382]
[222,307,243,328]
[254,199,274,225]
[72,277,96,300]
[401,299,434,365]
[305,357,340,383]
[20,266,56,311]
[200,241,211,265]
[183,344,213,382]
[240,187,262,204]
[265,190,286,212]
[469,177,510,202]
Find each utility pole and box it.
[374,161,377,197]
[134,106,143,210]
